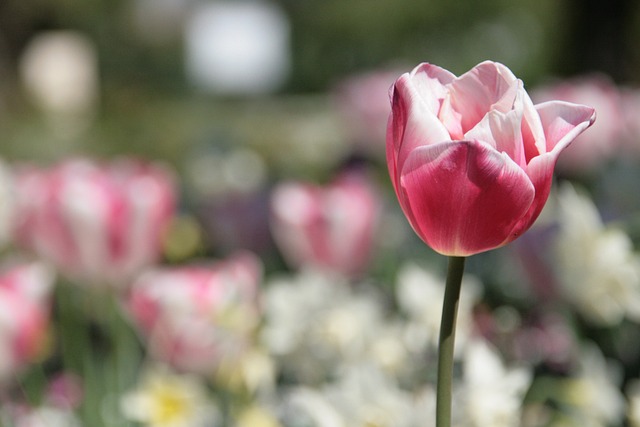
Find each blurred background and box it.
[2,1,640,426]
[1,0,639,164]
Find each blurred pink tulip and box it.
[387,61,595,256]
[270,170,380,278]
[333,69,400,153]
[532,75,625,175]
[0,261,54,381]
[45,373,84,410]
[125,252,262,374]
[12,158,176,288]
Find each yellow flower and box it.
[235,405,281,427]
[216,347,275,394]
[121,365,218,427]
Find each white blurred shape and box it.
[20,31,98,118]
[185,1,290,95]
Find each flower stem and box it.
[436,256,466,427]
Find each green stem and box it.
[436,256,466,427]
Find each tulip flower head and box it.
[12,158,176,288]
[0,261,54,381]
[387,61,596,256]
[271,170,380,278]
[126,252,262,374]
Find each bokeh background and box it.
[1,0,639,163]
[1,1,640,426]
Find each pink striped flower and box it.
[125,252,262,374]
[12,158,176,288]
[270,170,380,278]
[387,61,596,256]
[0,261,54,381]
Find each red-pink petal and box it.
[507,103,595,238]
[535,100,597,153]
[509,153,556,239]
[387,71,451,194]
[398,140,535,256]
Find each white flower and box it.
[395,262,481,355]
[554,183,640,325]
[120,365,218,427]
[559,344,625,427]
[234,404,282,427]
[282,387,345,427]
[261,270,392,383]
[326,364,415,427]
[282,364,417,427]
[2,405,82,427]
[461,339,531,427]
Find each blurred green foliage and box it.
[3,0,636,93]
[0,0,639,167]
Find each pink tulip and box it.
[387,61,595,256]
[12,158,176,288]
[270,170,380,277]
[0,261,54,381]
[532,75,625,174]
[125,252,262,374]
[333,69,400,152]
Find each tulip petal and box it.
[399,140,535,256]
[508,153,556,239]
[409,63,456,114]
[439,61,519,137]
[508,102,595,238]
[520,91,546,162]
[387,70,452,195]
[464,84,526,167]
[535,100,597,153]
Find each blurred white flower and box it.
[554,183,640,325]
[261,270,397,383]
[19,31,99,136]
[121,365,218,427]
[235,404,282,427]
[2,405,82,427]
[461,339,531,427]
[282,364,417,427]
[395,262,481,356]
[281,387,345,427]
[559,344,625,427]
[216,347,276,395]
[327,364,417,427]
[185,1,290,95]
